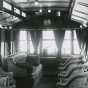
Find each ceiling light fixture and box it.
[83,23,87,27]
[0,24,2,28]
[22,11,26,17]
[57,11,60,16]
[3,1,12,10]
[2,26,7,29]
[80,25,83,29]
[48,9,51,13]
[83,21,87,27]
[39,9,42,13]
[9,26,12,30]
[34,1,39,5]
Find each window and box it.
[3,1,12,10]
[42,31,57,55]
[1,42,8,57]
[61,30,80,55]
[14,7,20,15]
[1,42,5,57]
[19,31,27,40]
[22,12,26,17]
[14,30,80,55]
[19,41,27,52]
[27,32,34,54]
[61,31,71,55]
[18,31,35,54]
[18,30,57,55]
[19,31,27,52]
[30,41,34,54]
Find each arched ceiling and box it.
[5,0,71,12]
[0,0,88,28]
[71,0,88,27]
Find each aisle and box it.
[36,76,57,88]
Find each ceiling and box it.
[5,0,71,12]
[71,0,88,26]
[0,0,72,27]
[0,0,88,28]
[0,11,21,26]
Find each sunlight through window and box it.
[19,31,27,40]
[64,31,71,40]
[62,40,71,55]
[3,1,12,10]
[61,30,80,55]
[19,41,27,52]
[19,31,27,52]
[42,31,57,55]
[30,41,34,54]
[1,42,4,57]
[43,31,55,39]
[61,31,71,55]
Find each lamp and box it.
[57,11,60,16]
[39,9,42,13]
[14,7,20,15]
[22,11,26,17]
[48,9,51,13]
[0,24,2,28]
[3,1,12,10]
[83,21,87,27]
[34,0,39,5]
[80,25,83,29]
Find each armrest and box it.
[32,64,42,78]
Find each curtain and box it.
[76,29,88,55]
[5,30,11,55]
[30,30,42,54]
[13,30,20,53]
[0,30,1,64]
[85,30,88,54]
[10,30,14,54]
[0,30,1,55]
[76,29,84,54]
[54,30,65,56]
[76,29,82,49]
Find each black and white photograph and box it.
[0,0,88,88]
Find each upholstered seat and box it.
[6,54,42,80]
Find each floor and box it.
[15,75,57,88]
[36,75,57,88]
[15,58,58,88]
